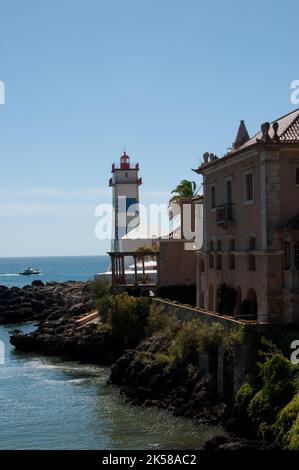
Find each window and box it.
[200,259,205,272]
[248,237,256,251]
[225,178,233,205]
[229,254,235,270]
[217,240,222,252]
[248,254,256,271]
[245,172,254,202]
[295,242,299,270]
[284,242,291,270]
[229,239,235,251]
[216,254,222,270]
[209,240,214,252]
[209,253,214,269]
[296,168,299,185]
[210,185,216,210]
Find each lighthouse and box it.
[109,152,142,252]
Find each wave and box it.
[0,274,20,277]
[42,378,86,385]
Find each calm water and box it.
[0,323,223,450]
[0,256,109,288]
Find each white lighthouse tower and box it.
[109,151,142,252]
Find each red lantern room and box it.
[120,151,130,169]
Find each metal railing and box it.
[216,203,234,225]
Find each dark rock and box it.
[204,435,228,450]
[204,435,269,451]
[31,300,46,314]
[31,280,45,287]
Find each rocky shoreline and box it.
[0,281,93,324]
[5,281,124,365]
[2,282,269,450]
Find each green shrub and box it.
[136,297,151,329]
[155,352,171,366]
[238,352,299,445]
[236,381,256,411]
[135,351,152,365]
[146,305,181,337]
[168,320,203,363]
[108,293,150,347]
[275,393,299,449]
[259,354,297,407]
[287,415,299,450]
[248,389,276,425]
[89,278,111,303]
[96,294,113,323]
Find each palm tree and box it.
[168,179,199,219]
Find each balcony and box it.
[216,203,234,227]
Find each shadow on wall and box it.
[156,285,197,307]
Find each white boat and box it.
[19,267,41,276]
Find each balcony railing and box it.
[216,203,234,226]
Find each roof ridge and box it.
[237,107,299,147]
[271,106,299,124]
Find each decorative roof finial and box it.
[272,122,280,142]
[261,122,271,142]
[202,152,209,165]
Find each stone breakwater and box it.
[0,281,93,324]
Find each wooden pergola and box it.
[108,251,160,290]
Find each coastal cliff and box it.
[6,285,299,450]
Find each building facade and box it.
[158,196,203,287]
[194,108,299,323]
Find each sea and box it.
[0,323,224,450]
[0,256,110,288]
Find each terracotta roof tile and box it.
[233,108,299,153]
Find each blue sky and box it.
[0,0,298,256]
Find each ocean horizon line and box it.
[0,254,109,259]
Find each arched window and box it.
[241,288,258,320]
